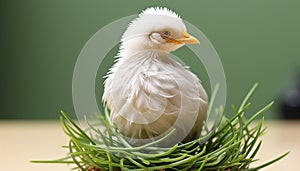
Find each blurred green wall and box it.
[1,0,300,119]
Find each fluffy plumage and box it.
[103,7,207,146]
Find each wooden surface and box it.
[0,120,299,171]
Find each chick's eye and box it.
[162,31,171,37]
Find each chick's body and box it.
[103,7,208,146]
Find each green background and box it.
[1,0,299,119]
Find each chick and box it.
[103,7,207,146]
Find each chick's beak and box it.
[167,31,199,44]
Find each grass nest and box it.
[32,83,288,170]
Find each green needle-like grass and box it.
[32,83,289,170]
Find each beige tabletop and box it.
[0,120,299,171]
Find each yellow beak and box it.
[167,31,200,44]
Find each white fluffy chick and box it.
[103,7,208,146]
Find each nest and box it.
[32,83,288,170]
